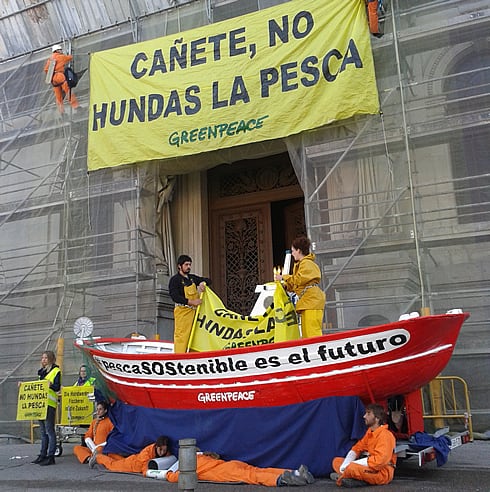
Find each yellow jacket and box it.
[283,253,325,311]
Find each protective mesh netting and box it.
[0,1,206,437]
[1,0,490,438]
[0,0,291,438]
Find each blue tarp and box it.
[409,431,451,466]
[104,396,366,477]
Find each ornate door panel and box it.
[208,153,303,314]
[211,205,272,314]
[283,199,306,254]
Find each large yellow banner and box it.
[188,283,299,352]
[88,0,378,170]
[16,380,49,421]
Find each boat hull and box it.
[76,313,469,410]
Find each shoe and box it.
[31,455,46,464]
[341,478,369,488]
[88,450,98,469]
[39,456,55,466]
[298,464,315,484]
[330,472,340,481]
[278,470,307,486]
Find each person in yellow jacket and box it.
[168,255,211,353]
[73,364,96,387]
[275,236,325,338]
[31,350,61,466]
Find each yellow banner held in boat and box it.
[87,0,379,170]
[188,284,300,352]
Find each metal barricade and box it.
[422,375,473,441]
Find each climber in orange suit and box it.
[44,44,79,113]
[73,401,114,464]
[365,0,385,38]
[331,403,397,487]
[166,452,315,487]
[93,435,172,476]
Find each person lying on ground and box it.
[157,450,315,487]
[90,435,173,476]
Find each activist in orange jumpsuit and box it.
[331,403,397,487]
[365,0,384,38]
[73,401,114,464]
[93,435,172,475]
[274,235,325,338]
[168,254,211,352]
[166,452,315,486]
[44,44,79,113]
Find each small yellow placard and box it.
[17,380,49,421]
[60,386,94,425]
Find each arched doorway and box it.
[208,153,305,314]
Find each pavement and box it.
[0,438,489,491]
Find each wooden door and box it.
[208,153,303,314]
[211,204,272,314]
[283,200,307,250]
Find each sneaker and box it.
[39,456,55,466]
[341,478,369,488]
[88,450,98,469]
[31,455,46,464]
[330,472,340,481]
[278,470,307,486]
[298,464,315,484]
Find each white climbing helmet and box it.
[52,44,62,52]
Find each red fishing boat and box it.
[75,312,469,410]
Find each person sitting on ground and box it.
[90,435,174,476]
[73,400,114,464]
[330,403,397,488]
[161,450,315,487]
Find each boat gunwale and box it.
[94,342,455,390]
[75,312,469,362]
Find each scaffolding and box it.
[287,0,490,429]
[0,0,489,438]
[0,0,204,437]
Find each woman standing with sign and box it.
[31,350,61,466]
[274,236,326,338]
